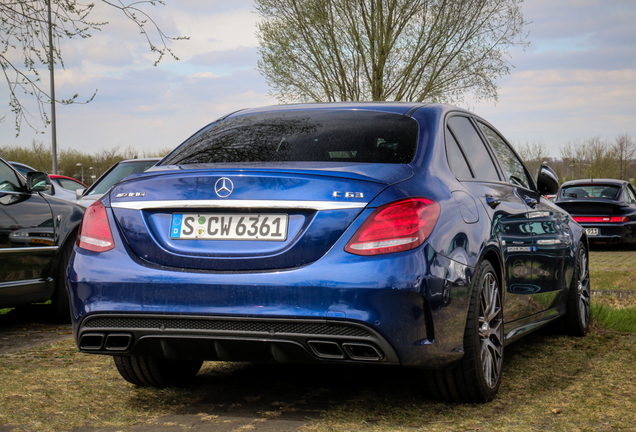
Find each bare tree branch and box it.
[0,0,187,134]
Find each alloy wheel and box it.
[577,249,591,329]
[479,271,503,388]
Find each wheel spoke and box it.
[489,319,503,344]
[481,343,493,383]
[579,252,588,282]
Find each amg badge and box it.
[116,192,146,198]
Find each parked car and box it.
[68,103,589,403]
[50,174,87,192]
[9,161,78,202]
[9,161,38,177]
[0,157,84,321]
[555,179,636,246]
[75,158,160,207]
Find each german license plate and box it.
[585,228,599,236]
[170,213,288,241]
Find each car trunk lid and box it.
[110,164,413,271]
[556,199,628,217]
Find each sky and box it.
[0,0,635,159]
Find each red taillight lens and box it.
[573,216,629,223]
[77,200,115,252]
[345,198,440,256]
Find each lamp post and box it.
[47,0,58,174]
[76,162,84,183]
[88,166,95,185]
[569,161,590,181]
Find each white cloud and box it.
[472,69,636,156]
[189,72,220,81]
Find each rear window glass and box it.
[57,178,84,191]
[161,110,419,165]
[87,160,158,196]
[561,185,620,199]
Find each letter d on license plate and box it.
[170,213,288,241]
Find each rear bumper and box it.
[579,222,636,244]
[68,236,474,369]
[76,314,400,364]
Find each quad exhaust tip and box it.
[79,333,104,351]
[342,342,382,361]
[308,340,345,359]
[79,332,133,351]
[308,340,383,361]
[104,333,133,351]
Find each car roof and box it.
[9,161,37,171]
[118,158,162,164]
[50,174,87,185]
[225,102,472,119]
[561,179,627,187]
[50,174,82,181]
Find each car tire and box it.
[113,355,203,388]
[51,231,77,323]
[563,242,590,337]
[425,260,504,403]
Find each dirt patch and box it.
[0,305,72,355]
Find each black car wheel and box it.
[425,260,503,403]
[113,355,203,388]
[564,243,590,337]
[51,231,77,323]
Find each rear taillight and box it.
[77,200,115,252]
[573,216,629,223]
[345,198,440,256]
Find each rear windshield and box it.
[561,185,620,199]
[161,110,419,165]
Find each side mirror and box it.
[26,172,52,192]
[537,164,559,195]
[76,188,86,199]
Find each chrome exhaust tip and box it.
[79,333,105,351]
[342,343,382,361]
[308,340,345,359]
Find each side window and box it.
[0,161,21,192]
[447,116,500,182]
[626,185,636,203]
[445,127,474,179]
[478,122,531,190]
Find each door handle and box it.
[525,197,538,208]
[485,195,501,208]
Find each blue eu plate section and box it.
[171,214,183,239]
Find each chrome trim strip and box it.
[0,246,58,254]
[0,277,54,288]
[111,199,368,211]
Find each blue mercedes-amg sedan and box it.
[67,102,589,403]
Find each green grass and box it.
[590,270,636,291]
[592,303,636,333]
[2,332,636,432]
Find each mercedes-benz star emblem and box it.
[215,177,234,198]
